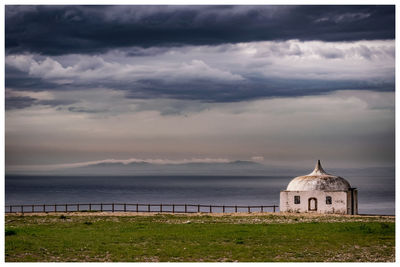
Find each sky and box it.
[4,5,395,173]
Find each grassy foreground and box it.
[5,213,395,262]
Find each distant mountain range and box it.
[55,160,271,176]
[6,159,394,177]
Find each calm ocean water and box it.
[5,174,395,215]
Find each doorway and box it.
[308,197,317,211]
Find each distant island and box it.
[6,158,394,177]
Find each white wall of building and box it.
[280,190,349,214]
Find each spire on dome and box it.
[309,160,328,175]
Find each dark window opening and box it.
[294,195,300,204]
[326,196,332,205]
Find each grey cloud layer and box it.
[5,6,395,110]
[6,5,394,55]
[5,40,395,110]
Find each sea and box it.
[5,174,395,215]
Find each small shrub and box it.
[83,221,93,225]
[295,252,305,258]
[359,223,373,233]
[59,215,67,220]
[380,223,390,229]
[5,229,16,236]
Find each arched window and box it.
[326,196,332,205]
[294,195,300,204]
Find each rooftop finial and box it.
[310,159,328,175]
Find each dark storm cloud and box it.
[5,94,77,110]
[5,96,37,110]
[66,106,106,113]
[5,58,394,106]
[123,78,394,103]
[38,99,78,107]
[5,66,57,91]
[5,5,394,55]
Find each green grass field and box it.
[5,213,395,262]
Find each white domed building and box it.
[280,160,358,214]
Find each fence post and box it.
[261,206,263,213]
[209,205,212,213]
[101,203,103,212]
[198,205,200,213]
[77,204,80,212]
[21,205,24,214]
[148,204,150,212]
[10,206,12,213]
[32,205,34,213]
[273,205,276,212]
[55,204,57,212]
[112,203,114,212]
[223,205,225,213]
[184,204,187,213]
[89,204,92,212]
[65,204,68,212]
[43,204,46,213]
[160,204,162,213]
[172,204,175,213]
[248,206,250,213]
[136,204,139,213]
[124,204,126,212]
[235,205,237,213]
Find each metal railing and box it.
[5,203,278,214]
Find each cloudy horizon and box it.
[5,5,395,173]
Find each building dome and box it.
[286,160,351,191]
